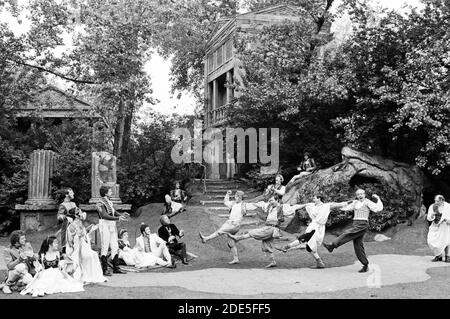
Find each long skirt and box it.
[428,222,450,256]
[20,268,84,296]
[68,236,107,284]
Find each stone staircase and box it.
[190,179,260,212]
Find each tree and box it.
[331,0,450,176]
[227,0,344,173]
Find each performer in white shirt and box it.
[275,195,352,269]
[427,195,450,262]
[199,190,252,264]
[227,195,294,268]
[323,189,383,273]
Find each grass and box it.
[0,203,444,299]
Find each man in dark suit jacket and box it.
[158,215,188,265]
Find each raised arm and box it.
[366,195,383,212]
[224,191,234,209]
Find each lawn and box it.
[0,203,446,299]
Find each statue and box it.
[89,152,122,204]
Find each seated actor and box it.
[158,215,188,265]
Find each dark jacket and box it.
[158,224,181,244]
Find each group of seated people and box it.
[0,181,191,298]
[117,214,189,269]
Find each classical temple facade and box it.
[16,85,96,119]
[203,4,303,179]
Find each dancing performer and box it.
[427,195,450,262]
[96,185,128,276]
[199,190,255,264]
[275,195,352,269]
[227,195,288,268]
[323,189,383,273]
[56,188,77,255]
[20,236,84,297]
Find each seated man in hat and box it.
[158,215,189,265]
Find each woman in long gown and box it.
[65,207,107,284]
[118,228,168,268]
[20,236,84,297]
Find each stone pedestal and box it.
[89,152,122,204]
[16,203,58,231]
[25,150,56,205]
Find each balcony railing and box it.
[206,103,229,127]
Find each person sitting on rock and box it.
[169,181,189,204]
[263,174,286,202]
[158,215,189,265]
[163,194,186,218]
[288,152,317,184]
[1,231,36,294]
[427,195,450,263]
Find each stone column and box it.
[213,79,218,123]
[226,71,233,104]
[25,150,56,205]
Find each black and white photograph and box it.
[0,0,449,309]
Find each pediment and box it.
[16,86,99,118]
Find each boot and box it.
[358,264,369,273]
[309,258,325,269]
[323,242,334,253]
[274,245,289,253]
[112,255,126,274]
[100,255,112,276]
[432,255,443,262]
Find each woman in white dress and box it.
[427,195,450,262]
[20,236,84,297]
[65,207,107,284]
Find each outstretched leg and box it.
[199,231,219,243]
[276,230,316,253]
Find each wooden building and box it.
[203,4,303,179]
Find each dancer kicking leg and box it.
[323,189,383,273]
